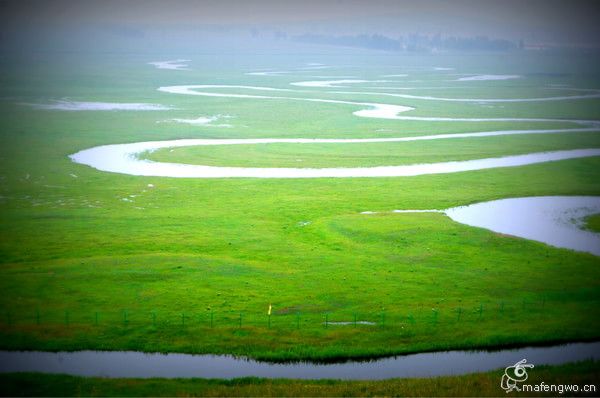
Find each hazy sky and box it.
[1,0,600,50]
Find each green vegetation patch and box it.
[1,51,599,361]
[1,361,598,397]
[144,131,600,168]
[584,214,600,233]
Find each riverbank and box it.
[1,360,598,397]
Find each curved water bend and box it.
[445,196,600,256]
[70,140,600,178]
[158,84,599,123]
[158,84,413,120]
[331,89,600,103]
[0,342,598,379]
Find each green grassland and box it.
[585,214,600,233]
[0,49,599,362]
[146,131,600,168]
[1,361,599,397]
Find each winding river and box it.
[157,84,600,122]
[30,74,600,380]
[68,82,600,253]
[70,82,600,178]
[71,142,600,179]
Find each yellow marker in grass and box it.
[268,304,272,316]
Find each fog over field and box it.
[2,0,600,53]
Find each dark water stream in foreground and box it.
[1,342,598,380]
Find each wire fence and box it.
[0,296,562,332]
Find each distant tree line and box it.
[290,33,518,52]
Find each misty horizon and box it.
[1,0,600,54]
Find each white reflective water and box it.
[457,74,521,81]
[331,89,600,102]
[445,196,600,256]
[148,59,191,70]
[157,84,600,122]
[70,139,600,178]
[24,101,173,111]
[157,84,415,120]
[290,79,372,87]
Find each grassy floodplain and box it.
[0,47,600,369]
[146,132,600,168]
[1,360,599,397]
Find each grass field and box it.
[585,214,600,233]
[0,48,599,365]
[145,132,600,168]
